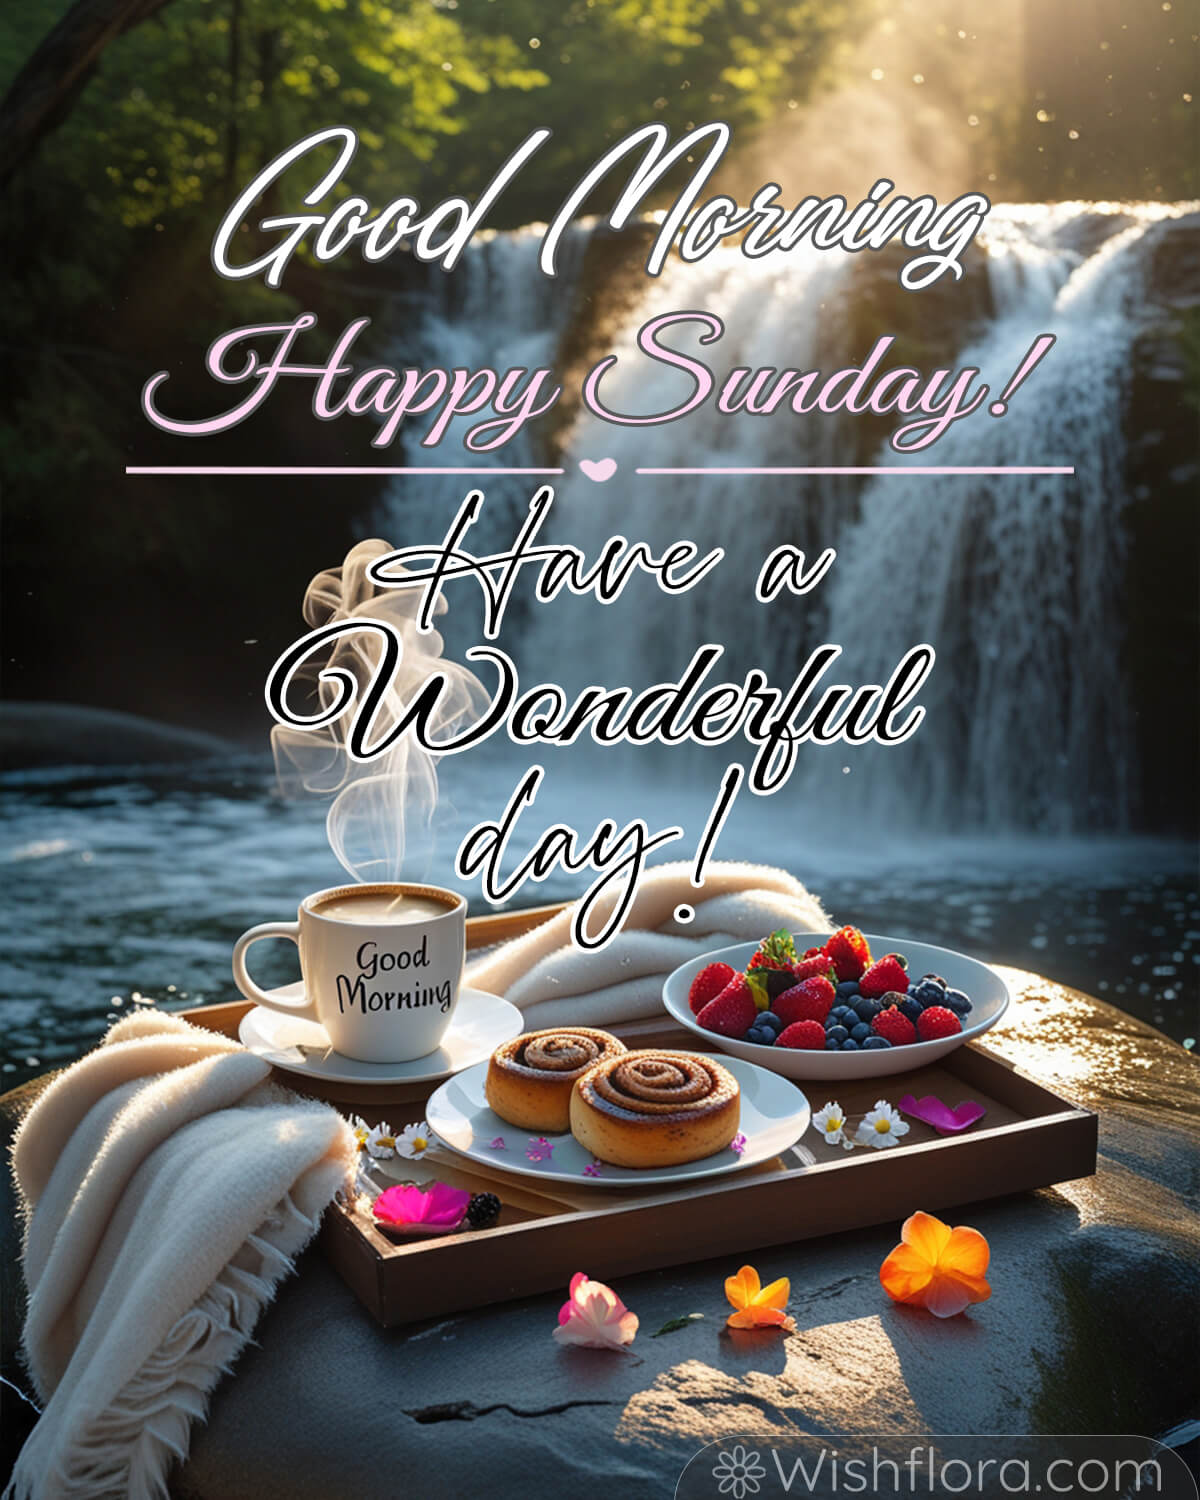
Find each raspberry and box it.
[871,1007,917,1046]
[789,953,838,985]
[775,975,836,1026]
[696,974,758,1037]
[859,953,909,998]
[916,1006,963,1041]
[823,925,872,981]
[776,1019,826,1050]
[688,961,736,1015]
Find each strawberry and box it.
[688,961,736,1016]
[916,1005,963,1042]
[775,975,836,1026]
[776,1019,826,1050]
[859,953,909,998]
[696,974,757,1037]
[872,1007,917,1046]
[823,925,872,981]
[788,953,838,985]
[747,929,798,972]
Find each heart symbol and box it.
[579,457,617,483]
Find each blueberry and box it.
[851,1022,872,1043]
[945,988,972,1014]
[840,1038,860,1050]
[825,1024,849,1044]
[862,1035,892,1050]
[745,1026,766,1044]
[755,1031,775,1047]
[759,1011,782,1032]
[910,980,941,1007]
[836,980,860,998]
[897,998,923,1024]
[825,1038,841,1050]
[853,997,882,1022]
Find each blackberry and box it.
[920,973,948,990]
[945,988,973,1014]
[467,1193,501,1229]
[910,980,943,1007]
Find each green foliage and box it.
[0,0,856,504]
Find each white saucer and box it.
[425,1055,810,1188]
[238,984,522,1085]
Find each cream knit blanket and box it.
[7,1010,356,1500]
[465,860,830,1026]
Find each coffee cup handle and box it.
[232,922,319,1022]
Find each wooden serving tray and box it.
[186,907,1098,1330]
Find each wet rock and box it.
[5,974,1195,1497]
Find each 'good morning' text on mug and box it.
[337,936,453,1016]
[232,883,466,1063]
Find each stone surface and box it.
[3,972,1198,1497]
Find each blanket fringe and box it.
[6,1188,318,1500]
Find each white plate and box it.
[238,985,522,1086]
[663,933,1010,1081]
[425,1054,810,1188]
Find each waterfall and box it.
[382,203,1187,836]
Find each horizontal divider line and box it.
[635,465,1076,476]
[123,466,565,476]
[124,464,1076,477]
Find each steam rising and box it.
[271,538,491,882]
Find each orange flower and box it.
[879,1211,991,1318]
[724,1264,796,1331]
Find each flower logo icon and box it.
[711,1445,765,1498]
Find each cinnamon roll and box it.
[570,1051,741,1168]
[485,1027,626,1132]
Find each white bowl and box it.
[662,932,1010,1081]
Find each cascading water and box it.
[381,202,1189,837]
[814,205,1178,833]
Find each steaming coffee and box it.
[232,882,467,1063]
[312,890,455,924]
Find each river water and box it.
[1,753,1194,1086]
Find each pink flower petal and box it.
[552,1274,638,1350]
[898,1095,986,1135]
[373,1182,470,1230]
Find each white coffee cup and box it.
[232,882,467,1063]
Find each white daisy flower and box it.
[395,1121,435,1159]
[812,1102,848,1147]
[348,1114,370,1151]
[365,1123,396,1159]
[856,1100,910,1150]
